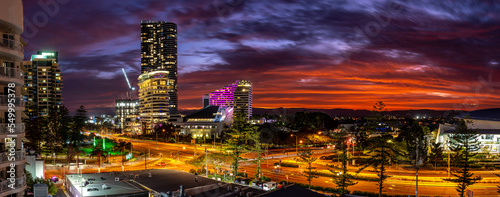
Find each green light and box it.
[93,136,96,147]
[103,138,105,150]
[31,55,46,60]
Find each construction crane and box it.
[122,68,135,91]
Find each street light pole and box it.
[416,138,419,197]
[205,147,208,177]
[447,151,450,178]
[352,141,355,156]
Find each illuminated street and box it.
[43,135,500,196]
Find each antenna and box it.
[122,68,135,91]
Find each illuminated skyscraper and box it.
[139,21,178,130]
[23,51,62,117]
[208,80,252,117]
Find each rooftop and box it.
[122,169,218,193]
[438,124,500,135]
[456,108,500,121]
[65,172,149,197]
[185,105,220,120]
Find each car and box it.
[263,181,277,191]
[240,178,250,185]
[157,162,167,166]
[251,180,264,188]
[87,188,99,192]
[50,176,58,183]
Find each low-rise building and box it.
[176,105,233,138]
[115,98,139,134]
[436,109,500,153]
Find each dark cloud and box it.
[22,0,500,113]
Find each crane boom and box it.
[122,68,135,90]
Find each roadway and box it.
[45,135,500,196]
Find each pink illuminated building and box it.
[206,80,252,117]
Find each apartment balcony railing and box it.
[0,39,24,53]
[0,151,26,164]
[0,123,24,135]
[0,176,26,193]
[0,95,24,107]
[0,67,22,79]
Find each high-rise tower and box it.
[0,0,27,195]
[23,51,63,118]
[139,21,178,131]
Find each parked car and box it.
[251,180,264,188]
[263,181,277,191]
[234,177,250,185]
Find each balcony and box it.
[0,67,22,79]
[0,177,26,193]
[0,123,24,135]
[0,95,24,107]
[0,39,23,60]
[0,40,23,53]
[0,150,25,164]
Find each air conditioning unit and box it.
[115,177,120,181]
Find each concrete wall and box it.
[0,0,23,33]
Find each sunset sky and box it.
[22,0,500,114]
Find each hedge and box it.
[305,171,379,181]
[274,162,299,168]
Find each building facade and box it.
[178,105,233,141]
[437,118,500,153]
[138,71,172,129]
[0,0,27,196]
[208,80,252,117]
[139,21,178,133]
[23,51,62,117]
[140,20,178,113]
[115,98,139,133]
